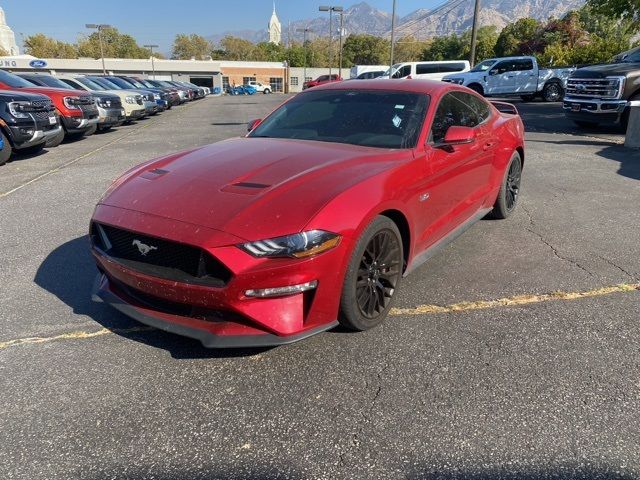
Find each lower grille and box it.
[79,103,99,118]
[91,222,233,287]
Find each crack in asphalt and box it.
[596,254,639,282]
[338,362,390,467]
[521,204,595,277]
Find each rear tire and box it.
[542,81,563,102]
[263,88,271,94]
[339,216,403,331]
[489,151,522,219]
[0,131,11,166]
[45,128,65,148]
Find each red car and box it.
[91,80,525,348]
[302,74,342,90]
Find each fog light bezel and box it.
[245,280,318,298]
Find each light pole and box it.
[296,27,313,84]
[390,0,397,70]
[469,0,481,66]
[338,9,344,79]
[85,23,112,74]
[319,6,343,77]
[144,44,159,79]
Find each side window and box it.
[513,59,533,71]
[456,92,491,124]
[392,65,411,78]
[438,63,467,73]
[491,61,512,75]
[430,92,481,144]
[60,79,78,88]
[318,75,329,82]
[416,64,439,75]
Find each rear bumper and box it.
[92,273,337,348]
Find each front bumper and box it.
[98,106,126,126]
[144,101,158,115]
[9,123,62,150]
[61,115,100,134]
[126,108,146,121]
[563,97,628,124]
[89,205,349,348]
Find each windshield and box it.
[104,77,137,89]
[622,49,640,63]
[90,77,124,90]
[249,89,429,149]
[31,75,74,89]
[125,78,147,88]
[0,69,37,88]
[470,60,496,72]
[76,77,107,91]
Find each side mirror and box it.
[433,126,476,151]
[247,118,262,132]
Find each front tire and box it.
[339,216,403,331]
[489,151,522,219]
[45,128,65,148]
[263,88,271,94]
[468,83,484,96]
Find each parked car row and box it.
[0,69,209,166]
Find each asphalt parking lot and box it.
[1,94,639,480]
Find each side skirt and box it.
[404,207,492,277]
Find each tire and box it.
[468,84,484,96]
[573,120,598,129]
[17,143,45,156]
[520,94,536,102]
[0,130,11,166]
[489,151,522,220]
[45,128,65,148]
[542,81,563,102]
[84,124,98,136]
[339,216,404,331]
[263,89,271,94]
[97,125,112,133]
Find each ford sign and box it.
[29,59,48,68]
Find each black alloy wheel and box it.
[339,216,403,331]
[505,154,522,211]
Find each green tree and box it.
[253,41,285,62]
[215,35,255,61]
[24,33,78,58]
[421,34,464,61]
[77,27,150,59]
[172,34,212,60]
[494,18,541,56]
[341,34,390,66]
[588,0,640,27]
[393,36,429,62]
[461,25,499,61]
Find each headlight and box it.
[7,101,30,118]
[125,96,136,104]
[446,78,464,85]
[239,230,341,258]
[63,96,81,109]
[153,93,160,100]
[97,99,112,108]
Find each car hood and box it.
[100,137,407,241]
[0,89,52,102]
[573,62,640,77]
[17,86,91,98]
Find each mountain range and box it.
[207,0,585,45]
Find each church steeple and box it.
[0,7,19,55]
[268,2,281,45]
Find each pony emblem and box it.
[132,239,157,256]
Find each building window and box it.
[269,77,283,93]
[222,76,229,91]
[305,76,313,82]
[290,76,299,86]
[243,76,256,85]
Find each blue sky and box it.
[4,0,441,55]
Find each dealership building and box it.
[0,55,344,93]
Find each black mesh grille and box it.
[32,110,55,121]
[30,99,52,109]
[91,222,232,287]
[79,102,98,118]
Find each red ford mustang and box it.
[90,80,525,348]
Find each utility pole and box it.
[338,10,344,79]
[144,44,159,79]
[296,27,313,84]
[469,0,481,67]
[389,0,397,71]
[320,6,343,77]
[85,24,112,74]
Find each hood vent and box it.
[232,182,270,189]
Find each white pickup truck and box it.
[442,56,575,102]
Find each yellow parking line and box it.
[390,283,639,316]
[0,283,637,351]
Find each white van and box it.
[381,61,471,81]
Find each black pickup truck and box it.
[564,46,640,129]
[0,90,62,166]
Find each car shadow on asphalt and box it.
[34,235,270,359]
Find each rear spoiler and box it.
[490,101,519,115]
